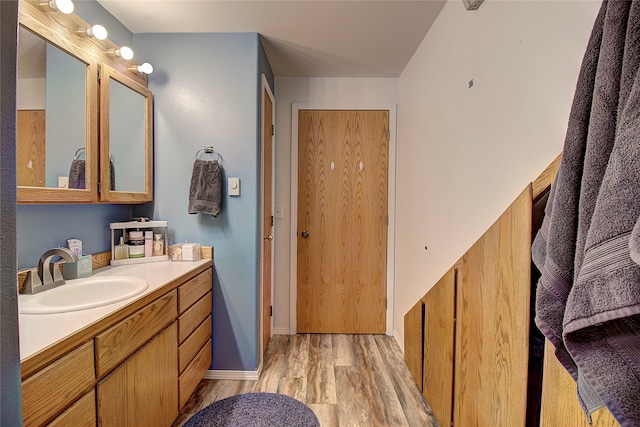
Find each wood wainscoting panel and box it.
[404,299,424,391]
[423,265,457,427]
[454,185,532,427]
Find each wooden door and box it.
[262,86,274,352]
[297,110,388,333]
[17,109,46,187]
[454,185,532,427]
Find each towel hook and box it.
[196,146,222,162]
[74,147,85,159]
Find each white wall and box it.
[272,77,398,334]
[394,0,601,348]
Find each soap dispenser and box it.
[114,236,129,260]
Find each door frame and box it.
[260,74,275,359]
[289,103,397,335]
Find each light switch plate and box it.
[228,177,240,196]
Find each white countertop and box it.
[18,259,210,361]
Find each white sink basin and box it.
[19,276,149,314]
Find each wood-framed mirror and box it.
[99,64,153,203]
[16,0,153,205]
[17,1,99,203]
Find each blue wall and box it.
[17,204,132,268]
[133,32,273,371]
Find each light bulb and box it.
[130,63,154,75]
[138,63,154,74]
[108,46,134,60]
[40,0,74,13]
[88,25,108,40]
[119,46,134,60]
[79,25,108,41]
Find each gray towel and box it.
[110,158,116,191]
[68,159,85,189]
[188,159,222,217]
[532,1,640,425]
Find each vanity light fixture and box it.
[78,25,108,41]
[107,46,134,60]
[130,63,154,75]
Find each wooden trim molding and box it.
[533,153,562,199]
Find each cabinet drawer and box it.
[178,269,212,314]
[178,292,212,344]
[22,341,94,427]
[179,315,212,373]
[48,389,96,427]
[95,290,177,378]
[179,339,212,409]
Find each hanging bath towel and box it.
[68,158,85,189]
[188,159,222,217]
[532,1,640,425]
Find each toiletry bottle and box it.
[114,236,129,260]
[152,233,164,256]
[128,231,145,258]
[144,231,153,257]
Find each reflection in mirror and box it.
[109,78,146,192]
[100,64,152,203]
[17,26,87,189]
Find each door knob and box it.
[264,234,273,241]
[301,230,309,238]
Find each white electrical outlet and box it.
[275,205,284,219]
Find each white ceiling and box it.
[96,0,446,77]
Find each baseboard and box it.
[272,327,290,335]
[204,362,263,381]
[393,328,404,354]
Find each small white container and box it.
[128,231,145,258]
[144,231,153,257]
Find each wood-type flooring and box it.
[174,334,438,427]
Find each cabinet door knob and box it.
[264,234,273,241]
[301,230,309,239]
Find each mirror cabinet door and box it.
[16,17,98,203]
[99,64,153,203]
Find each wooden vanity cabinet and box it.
[97,323,178,427]
[95,291,178,426]
[48,390,96,427]
[20,262,214,427]
[94,291,177,378]
[21,341,95,426]
[177,269,213,409]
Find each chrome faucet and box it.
[20,247,79,294]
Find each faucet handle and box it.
[19,268,41,294]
